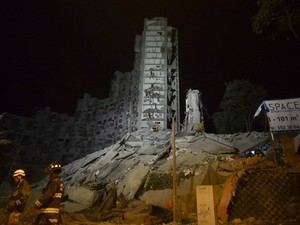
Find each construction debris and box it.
[1,129,300,225]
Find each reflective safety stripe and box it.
[15,199,22,205]
[53,193,62,198]
[49,218,58,223]
[39,208,60,214]
[35,200,43,208]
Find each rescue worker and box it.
[6,169,30,225]
[31,163,64,225]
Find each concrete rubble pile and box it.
[3,128,300,224]
[23,129,275,224]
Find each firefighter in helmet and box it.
[6,169,30,225]
[31,163,64,225]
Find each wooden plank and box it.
[217,175,239,223]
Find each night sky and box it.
[1,0,299,130]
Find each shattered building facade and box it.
[0,17,180,175]
[139,18,180,130]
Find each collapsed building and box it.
[1,16,299,224]
[2,129,296,225]
[0,17,181,179]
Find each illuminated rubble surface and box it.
[0,129,300,225]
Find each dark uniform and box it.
[6,169,30,225]
[33,163,64,225]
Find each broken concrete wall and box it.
[183,89,202,132]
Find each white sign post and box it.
[196,185,216,225]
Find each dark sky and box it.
[1,0,299,128]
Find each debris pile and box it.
[2,128,300,224]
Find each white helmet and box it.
[13,169,26,177]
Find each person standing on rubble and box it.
[6,169,30,225]
[31,163,64,225]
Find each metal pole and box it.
[269,131,278,166]
[262,108,278,166]
[172,117,177,222]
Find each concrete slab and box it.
[117,163,150,200]
[140,189,173,209]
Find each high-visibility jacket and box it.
[7,179,30,213]
[34,176,64,224]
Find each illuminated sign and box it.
[254,97,300,132]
